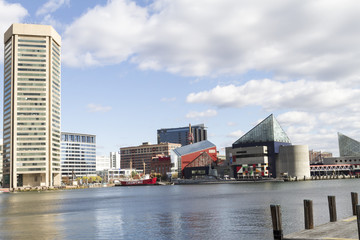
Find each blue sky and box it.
[1,0,360,156]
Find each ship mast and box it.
[143,160,146,176]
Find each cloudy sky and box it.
[1,0,360,156]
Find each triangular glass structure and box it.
[233,114,291,145]
[338,132,360,157]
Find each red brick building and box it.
[150,155,171,176]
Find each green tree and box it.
[96,176,102,183]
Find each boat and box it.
[116,177,157,186]
[115,159,157,186]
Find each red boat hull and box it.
[119,177,157,186]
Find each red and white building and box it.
[171,140,217,177]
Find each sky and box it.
[1,0,360,156]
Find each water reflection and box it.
[0,180,358,239]
[0,192,62,239]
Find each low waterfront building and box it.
[231,114,292,178]
[120,142,181,174]
[182,151,217,179]
[278,145,310,178]
[226,146,269,178]
[61,132,96,182]
[99,168,143,183]
[309,150,333,164]
[150,155,171,177]
[171,140,217,178]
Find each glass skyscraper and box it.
[3,24,61,188]
[157,124,207,146]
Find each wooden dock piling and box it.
[270,204,283,240]
[357,205,360,239]
[304,200,314,229]
[327,195,337,222]
[352,192,358,215]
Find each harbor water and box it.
[0,179,359,239]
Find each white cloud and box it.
[186,109,217,119]
[186,79,360,112]
[161,97,176,102]
[36,0,70,16]
[186,78,360,155]
[87,103,112,113]
[0,0,28,63]
[62,0,148,67]
[227,122,237,127]
[61,0,360,82]
[227,130,244,138]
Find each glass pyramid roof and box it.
[338,132,360,157]
[233,114,291,145]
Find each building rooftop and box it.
[233,114,291,145]
[4,23,61,45]
[338,132,360,157]
[173,140,216,156]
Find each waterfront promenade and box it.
[284,216,358,239]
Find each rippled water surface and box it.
[0,179,359,239]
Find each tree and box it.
[96,176,102,183]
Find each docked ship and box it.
[115,160,157,186]
[116,177,157,186]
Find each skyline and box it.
[1,0,360,156]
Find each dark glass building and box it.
[338,132,360,157]
[232,114,292,178]
[157,124,207,146]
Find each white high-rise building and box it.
[110,151,120,169]
[61,132,96,180]
[3,23,61,188]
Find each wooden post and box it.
[328,196,337,222]
[352,192,358,216]
[270,204,283,240]
[357,205,360,239]
[304,199,314,229]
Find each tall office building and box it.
[61,132,96,180]
[3,24,61,188]
[157,124,207,146]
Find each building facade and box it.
[3,24,61,188]
[96,155,110,172]
[309,150,333,164]
[226,146,269,178]
[232,114,292,178]
[338,132,360,157]
[110,151,120,169]
[61,132,96,181]
[150,155,171,177]
[120,142,181,174]
[0,140,3,185]
[277,145,310,178]
[157,124,207,146]
[171,140,217,177]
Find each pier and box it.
[271,192,360,240]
